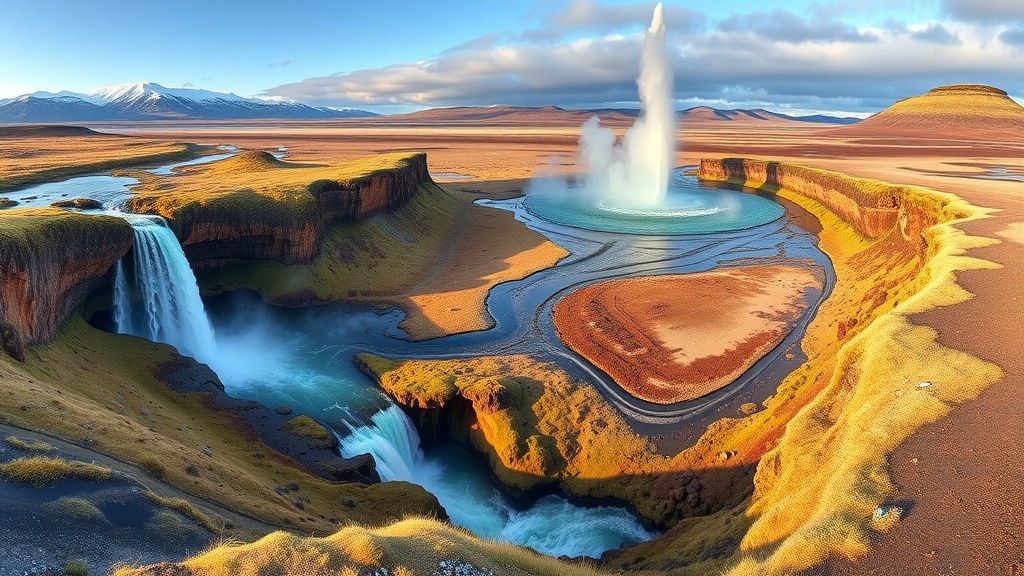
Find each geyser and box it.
[523,3,784,235]
[580,2,674,208]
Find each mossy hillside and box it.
[123,151,436,271]
[200,181,461,311]
[0,316,443,538]
[113,517,605,576]
[0,129,196,191]
[125,150,422,221]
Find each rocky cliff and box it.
[700,156,917,237]
[0,209,132,344]
[125,152,432,270]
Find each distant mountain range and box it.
[679,106,861,125]
[0,82,862,125]
[0,82,378,122]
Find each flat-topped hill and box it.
[826,84,1024,140]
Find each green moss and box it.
[285,415,330,441]
[64,559,90,576]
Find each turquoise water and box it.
[524,177,783,235]
[340,405,658,558]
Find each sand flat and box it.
[553,265,824,404]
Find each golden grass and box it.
[126,150,415,213]
[0,132,195,190]
[698,159,1002,575]
[0,456,112,487]
[4,434,54,453]
[113,517,605,576]
[145,492,220,534]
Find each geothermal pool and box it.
[524,171,785,235]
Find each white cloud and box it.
[261,9,1024,115]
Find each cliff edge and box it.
[0,208,132,344]
[125,151,432,269]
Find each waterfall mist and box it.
[529,3,674,209]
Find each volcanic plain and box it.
[0,84,1021,575]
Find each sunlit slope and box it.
[827,84,1024,140]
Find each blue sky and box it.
[1,0,1022,115]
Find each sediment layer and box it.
[553,265,824,404]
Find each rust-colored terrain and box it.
[553,265,823,404]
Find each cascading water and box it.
[340,405,658,558]
[112,214,217,364]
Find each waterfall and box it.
[339,404,426,482]
[339,404,658,558]
[112,215,217,364]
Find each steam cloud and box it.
[530,3,675,208]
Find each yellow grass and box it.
[0,130,195,190]
[44,496,107,522]
[0,456,112,487]
[4,434,54,453]
[113,517,605,576]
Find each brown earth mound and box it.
[825,84,1024,140]
[553,264,824,404]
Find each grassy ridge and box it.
[0,132,196,191]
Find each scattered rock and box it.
[1,320,26,362]
[917,381,934,388]
[0,197,18,208]
[739,402,758,415]
[286,482,299,492]
[717,450,737,461]
[50,198,103,210]
[274,406,293,416]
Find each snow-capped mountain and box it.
[0,82,376,122]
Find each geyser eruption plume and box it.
[564,2,675,208]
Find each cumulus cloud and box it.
[941,0,1024,24]
[520,0,706,42]
[717,9,879,44]
[1000,26,1024,48]
[910,23,961,45]
[260,7,1024,115]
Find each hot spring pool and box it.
[524,176,784,235]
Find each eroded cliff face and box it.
[125,153,432,270]
[699,158,908,239]
[0,209,132,344]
